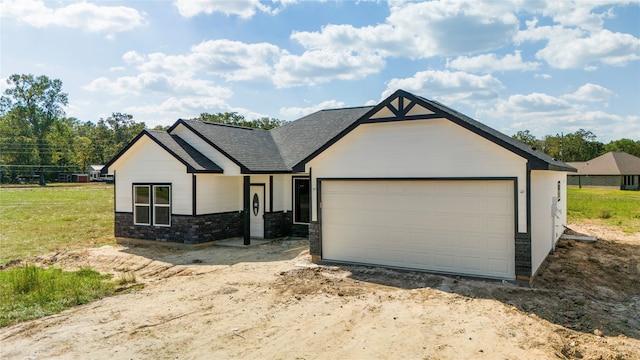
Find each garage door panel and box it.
[459,256,483,272]
[321,180,515,279]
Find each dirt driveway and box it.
[1,223,639,359]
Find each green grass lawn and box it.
[0,264,118,327]
[567,188,640,233]
[0,183,115,266]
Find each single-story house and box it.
[568,152,640,190]
[89,165,105,181]
[104,89,575,281]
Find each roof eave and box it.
[189,169,224,174]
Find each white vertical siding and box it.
[307,119,528,231]
[272,174,294,212]
[531,170,568,275]
[195,175,242,214]
[111,136,192,215]
[171,124,242,175]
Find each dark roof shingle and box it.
[146,130,223,173]
[157,89,575,174]
[177,120,288,172]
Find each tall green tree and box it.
[0,74,68,185]
[88,113,145,164]
[605,138,640,157]
[512,130,540,148]
[0,113,38,182]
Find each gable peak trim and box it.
[369,93,435,120]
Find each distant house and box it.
[568,152,640,190]
[89,165,105,181]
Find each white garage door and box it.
[321,180,515,279]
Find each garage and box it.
[320,180,516,279]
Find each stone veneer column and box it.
[308,221,321,263]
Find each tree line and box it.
[0,74,284,184]
[1,73,638,184]
[512,130,640,162]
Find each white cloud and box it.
[0,0,147,35]
[174,0,274,18]
[447,51,540,73]
[83,73,233,99]
[563,83,616,103]
[534,73,552,79]
[515,6,640,70]
[279,100,346,119]
[535,1,616,32]
[493,93,573,114]
[291,1,519,60]
[382,70,503,104]
[536,29,640,69]
[124,40,285,81]
[477,88,636,142]
[273,49,386,88]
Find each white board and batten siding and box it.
[111,136,192,215]
[195,175,242,215]
[308,118,528,280]
[272,174,293,212]
[531,170,568,275]
[307,119,528,231]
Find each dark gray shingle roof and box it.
[178,120,288,172]
[146,130,223,173]
[159,89,575,174]
[271,106,374,169]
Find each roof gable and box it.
[104,130,223,174]
[292,89,575,172]
[569,152,640,175]
[106,89,576,175]
[170,120,288,173]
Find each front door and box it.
[250,185,264,238]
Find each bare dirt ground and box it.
[1,223,639,360]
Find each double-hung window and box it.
[133,184,171,227]
[134,185,151,225]
[153,185,171,226]
[293,178,310,224]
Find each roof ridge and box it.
[180,118,259,131]
[319,105,375,112]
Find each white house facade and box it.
[104,90,575,281]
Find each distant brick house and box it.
[568,152,640,190]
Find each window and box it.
[134,185,150,225]
[153,185,171,226]
[133,184,171,226]
[624,175,636,186]
[294,178,310,224]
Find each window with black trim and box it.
[294,178,310,224]
[133,184,171,226]
[134,185,150,225]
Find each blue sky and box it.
[1,0,639,142]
